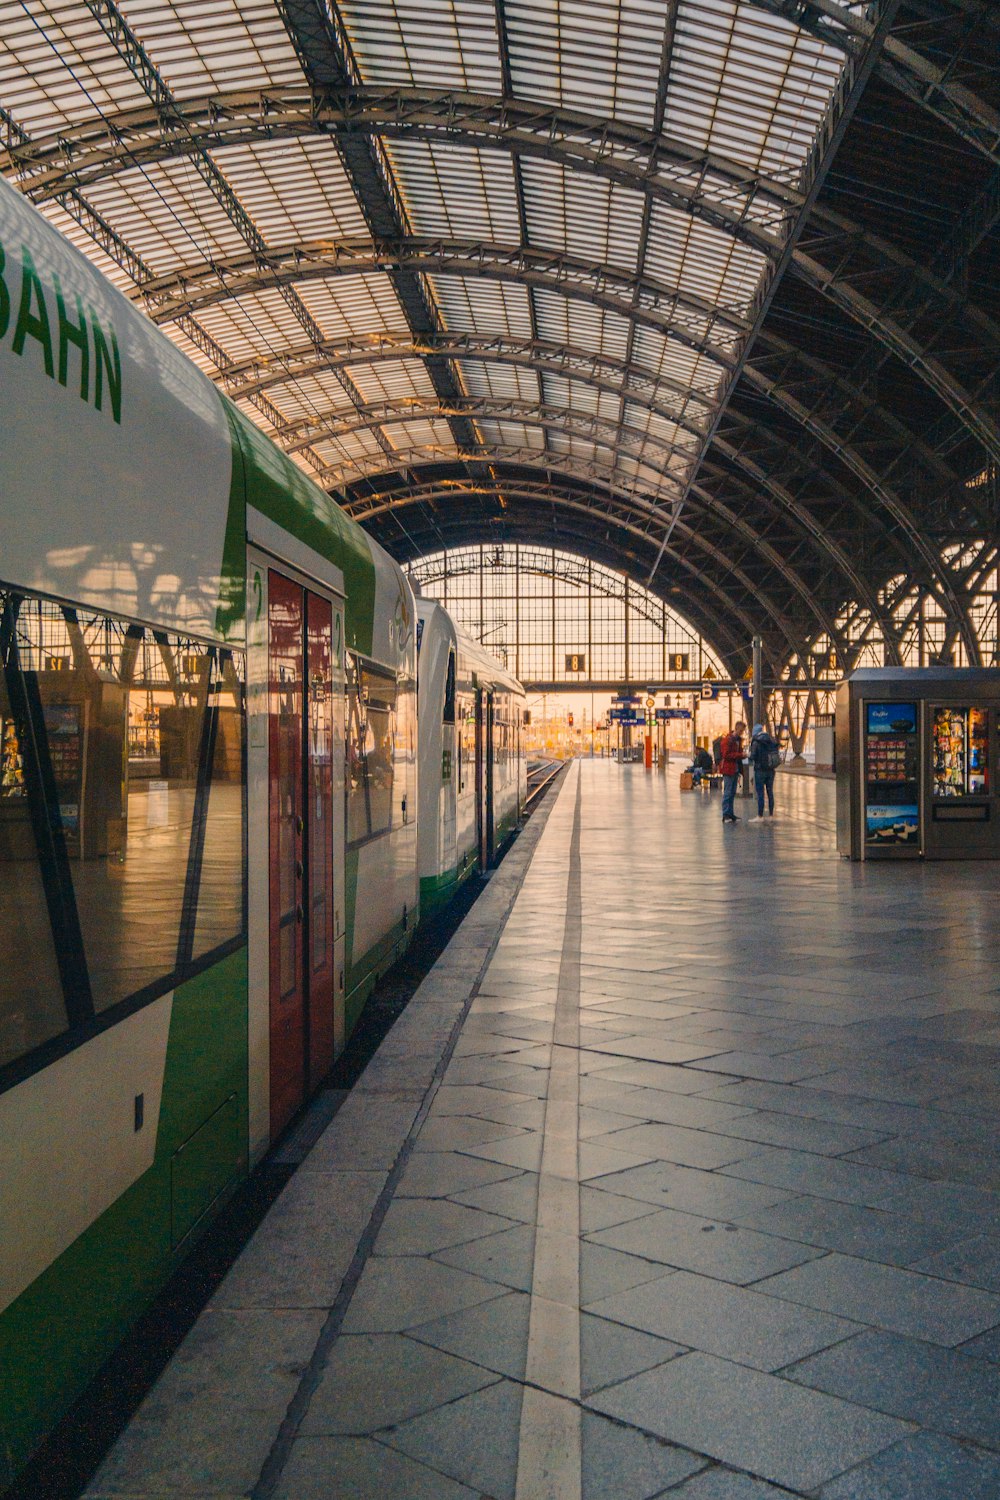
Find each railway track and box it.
[525,758,565,809]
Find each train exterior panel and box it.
[416,599,526,915]
[0,177,417,1483]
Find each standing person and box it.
[719,720,745,824]
[749,722,780,817]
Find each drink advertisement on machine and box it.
[864,701,919,846]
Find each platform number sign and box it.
[565,653,586,673]
[668,653,690,672]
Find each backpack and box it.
[711,735,723,768]
[754,735,781,772]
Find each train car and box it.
[0,175,418,1484]
[416,597,526,915]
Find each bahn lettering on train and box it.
[0,238,122,424]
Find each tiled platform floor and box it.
[86,762,1000,1499]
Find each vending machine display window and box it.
[932,707,988,798]
[864,701,919,846]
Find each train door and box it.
[475,687,486,870]
[485,690,495,865]
[267,570,342,1138]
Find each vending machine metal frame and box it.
[837,668,1000,860]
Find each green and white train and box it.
[0,175,525,1487]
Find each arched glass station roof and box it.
[2,1,997,680]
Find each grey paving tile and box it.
[909,1231,1000,1291]
[590,1121,758,1171]
[819,1432,1000,1499]
[592,1161,798,1221]
[394,1150,520,1199]
[374,1198,515,1255]
[84,1407,282,1495]
[411,1115,527,1152]
[581,1409,705,1498]
[587,1351,911,1493]
[689,1052,832,1083]
[579,1185,660,1235]
[580,1242,668,1303]
[710,1111,893,1158]
[735,1195,972,1268]
[583,1036,732,1065]
[586,1269,857,1371]
[462,1131,546,1171]
[409,1288,532,1379]
[607,1088,755,1131]
[451,1171,539,1223]
[874,1177,1000,1231]
[759,1253,1000,1346]
[299,1333,496,1435]
[342,1257,505,1333]
[382,1376,523,1499]
[668,1469,794,1498]
[213,1218,359,1309]
[579,1311,683,1397]
[434,1222,536,1291]
[846,1136,1000,1191]
[589,1207,822,1284]
[786,1328,1000,1449]
[271,1434,479,1499]
[722,1147,911,1208]
[579,1141,661,1179]
[586,1060,741,1093]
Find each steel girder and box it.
[276,0,478,452]
[346,473,793,669]
[210,329,954,606]
[175,237,968,625]
[741,0,1000,167]
[79,0,390,475]
[8,83,998,454]
[341,452,845,661]
[271,389,900,644]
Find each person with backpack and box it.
[719,721,745,823]
[749,722,780,817]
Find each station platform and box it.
[85,761,1000,1500]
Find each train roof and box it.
[416,597,522,697]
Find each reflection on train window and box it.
[0,589,246,1082]
[0,652,67,1069]
[346,653,398,844]
[443,652,456,724]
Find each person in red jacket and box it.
[719,721,745,823]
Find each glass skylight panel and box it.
[664,0,844,180]
[41,202,140,296]
[127,0,304,98]
[642,203,767,323]
[457,362,541,402]
[426,275,534,339]
[385,417,458,458]
[212,139,370,243]
[83,159,252,273]
[196,289,312,366]
[520,160,646,276]
[384,142,521,242]
[345,359,438,404]
[0,2,148,136]
[340,0,503,91]
[295,274,411,340]
[505,0,676,128]
[532,294,632,362]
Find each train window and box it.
[0,621,68,1070]
[346,654,398,844]
[0,589,247,1086]
[444,651,456,724]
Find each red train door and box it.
[268,572,337,1137]
[306,591,335,1090]
[268,571,305,1138]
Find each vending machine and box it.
[837,669,1000,860]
